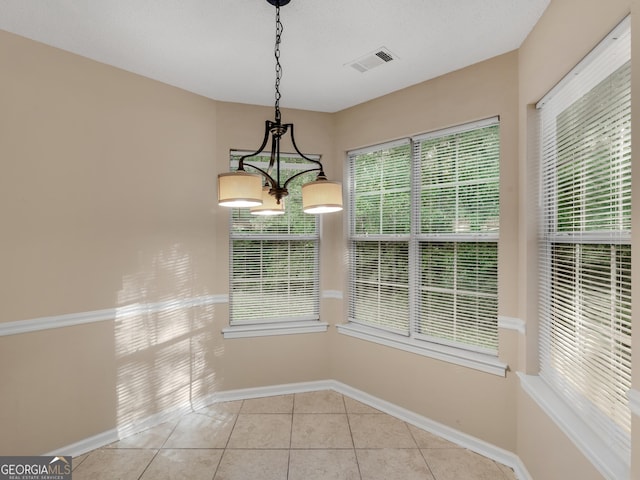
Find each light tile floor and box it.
[72,390,517,480]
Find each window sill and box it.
[518,373,629,480]
[223,320,329,339]
[336,323,507,376]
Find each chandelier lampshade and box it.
[218,171,263,207]
[302,177,343,214]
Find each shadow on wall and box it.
[113,242,224,436]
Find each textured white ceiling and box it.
[0,0,550,112]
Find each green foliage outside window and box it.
[349,122,500,353]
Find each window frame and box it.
[530,16,632,478]
[338,117,506,376]
[223,151,329,338]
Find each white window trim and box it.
[223,320,329,339]
[535,15,632,468]
[223,288,339,339]
[518,373,629,480]
[337,322,507,376]
[343,117,503,371]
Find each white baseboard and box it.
[328,381,530,479]
[198,380,335,406]
[115,403,195,441]
[48,379,531,479]
[44,399,196,457]
[45,428,119,458]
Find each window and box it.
[343,118,502,373]
[537,18,631,463]
[224,152,328,338]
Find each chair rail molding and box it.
[0,294,229,337]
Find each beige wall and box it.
[516,389,603,480]
[1,1,639,477]
[0,29,219,454]
[330,51,520,451]
[0,30,332,455]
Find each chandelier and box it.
[217,0,343,215]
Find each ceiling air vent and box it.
[348,47,396,73]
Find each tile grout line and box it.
[213,398,244,480]
[410,426,438,480]
[287,394,295,480]
[404,419,437,479]
[136,417,182,480]
[343,394,364,480]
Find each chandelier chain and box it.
[274,4,283,123]
[217,0,343,214]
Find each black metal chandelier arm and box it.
[240,162,279,188]
[237,120,274,170]
[241,159,324,191]
[287,123,324,169]
[281,165,323,190]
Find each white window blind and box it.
[415,121,500,352]
[229,153,319,324]
[537,17,631,463]
[348,118,499,354]
[349,139,411,334]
